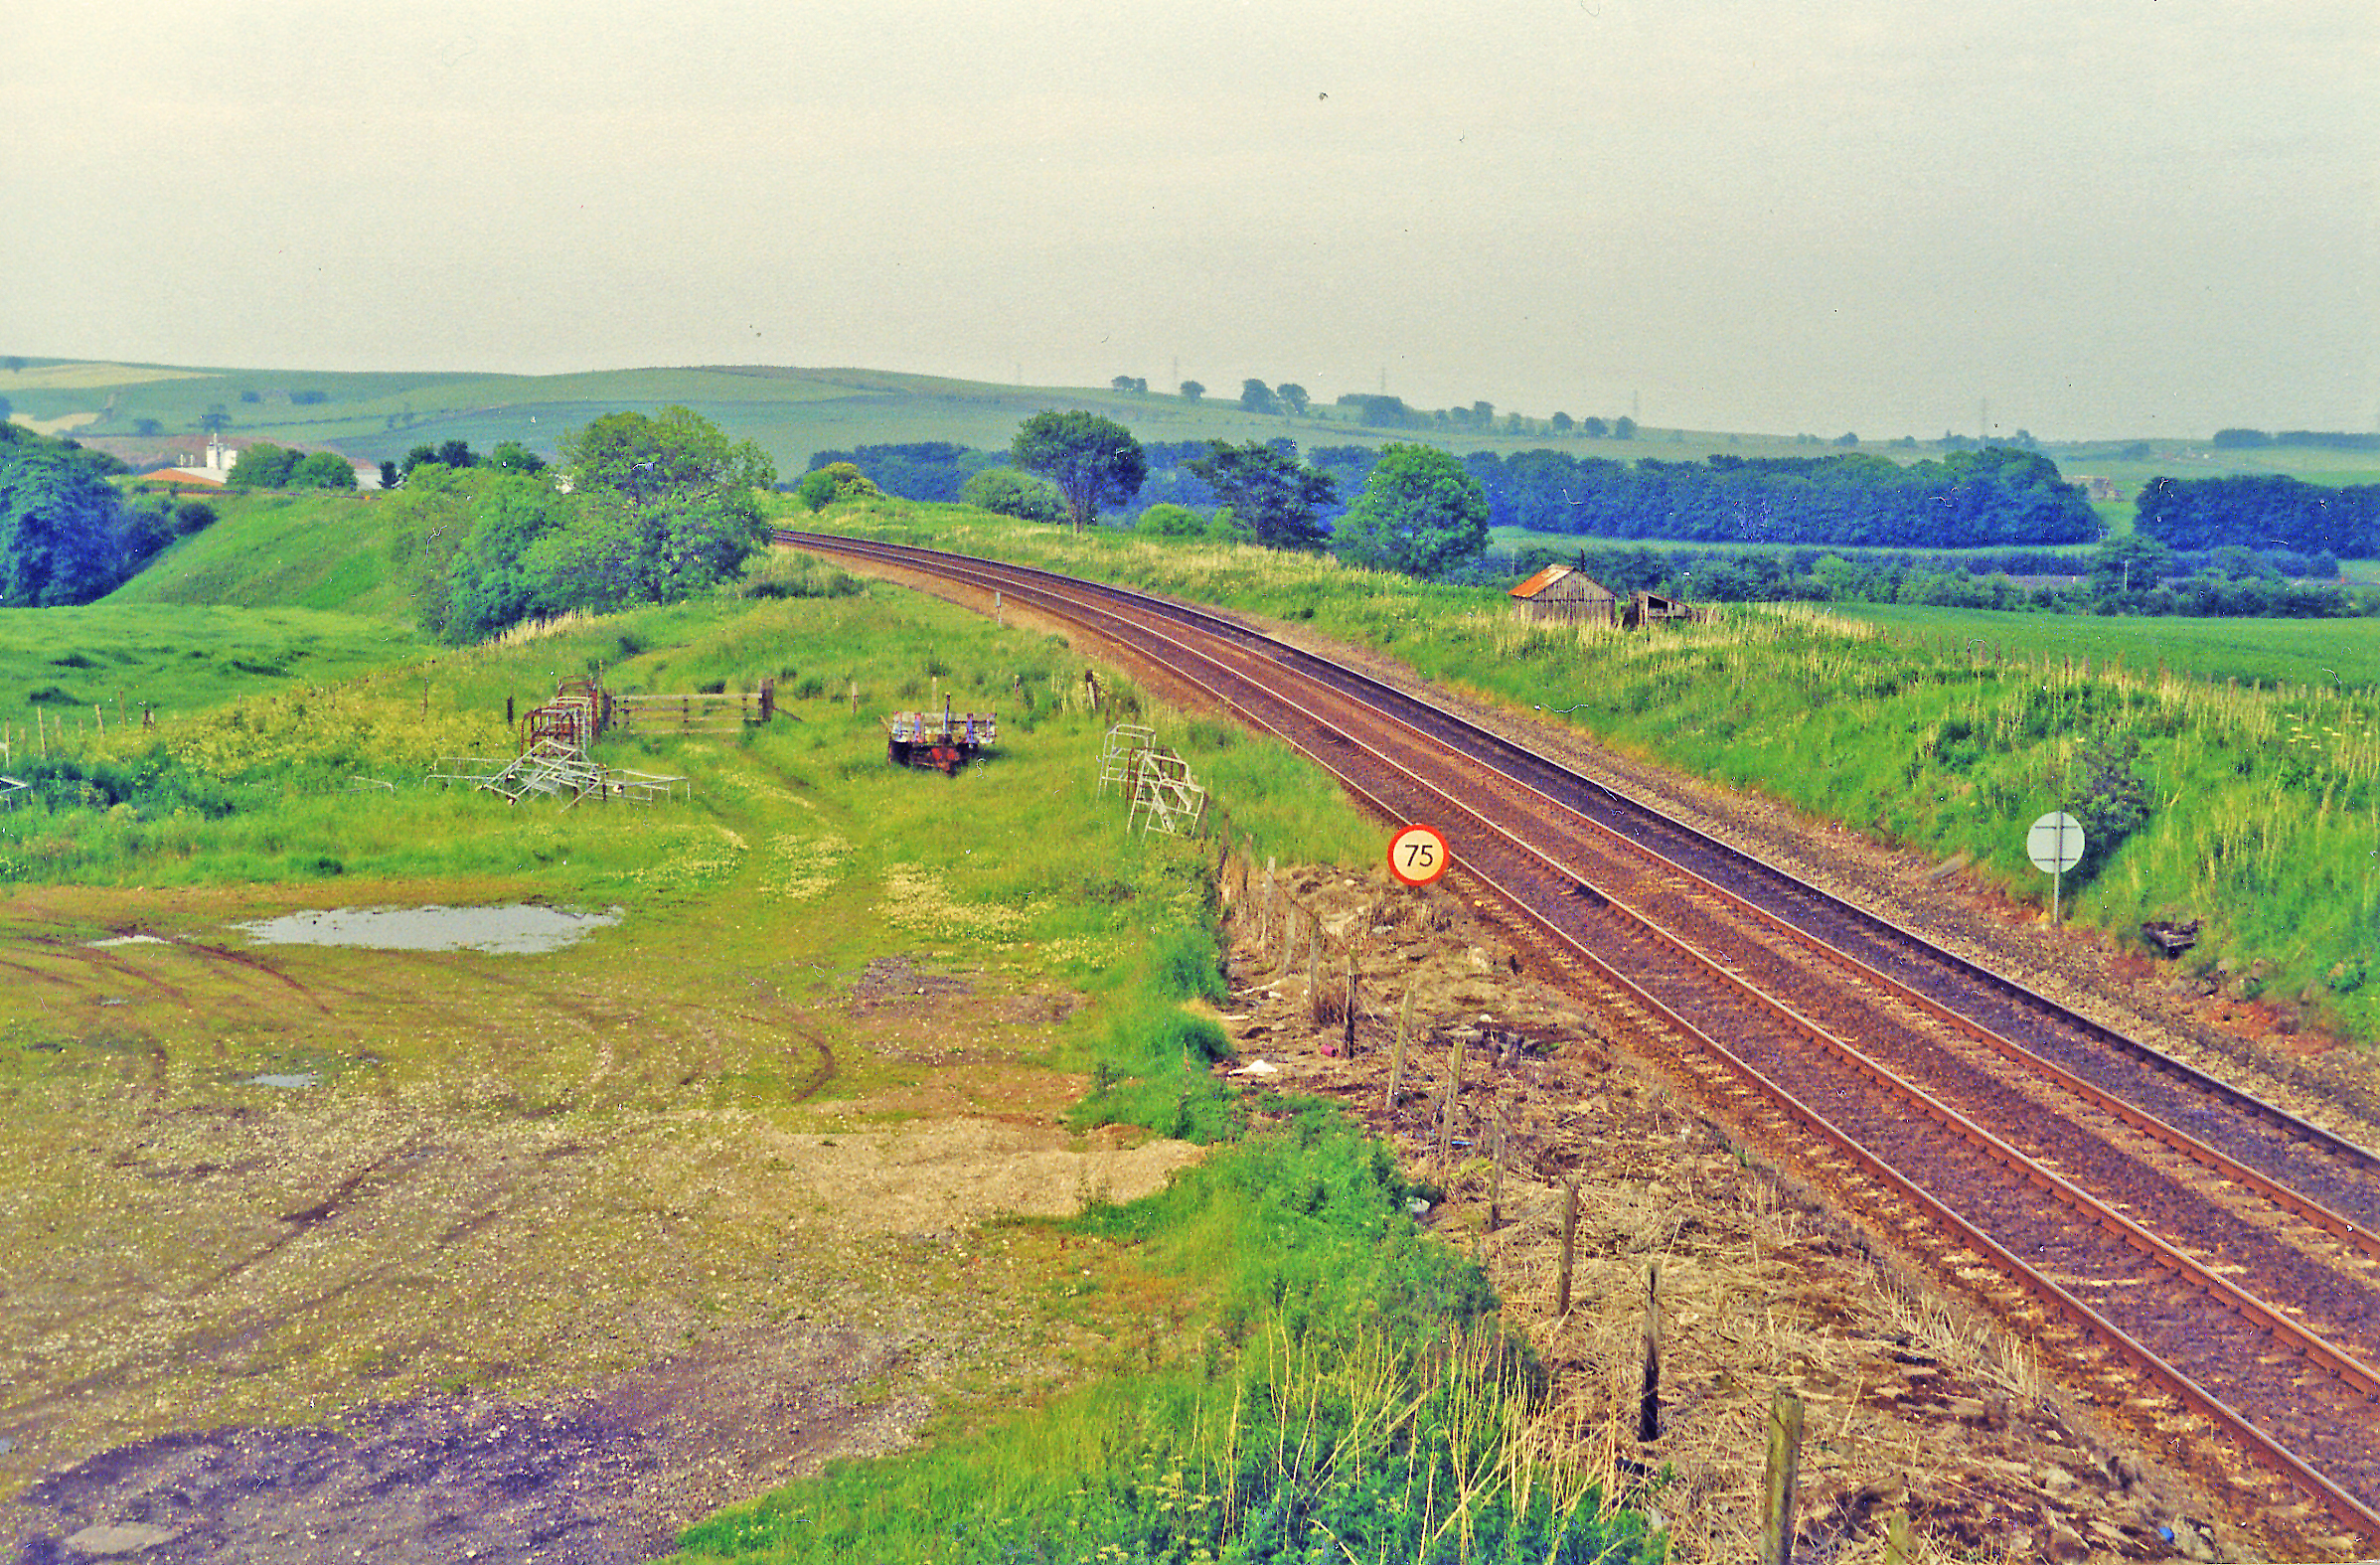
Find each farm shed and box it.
[1508,564,1620,625]
[1627,590,1697,627]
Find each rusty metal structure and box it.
[884,700,997,774]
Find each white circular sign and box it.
[2027,812,2086,874]
[1388,824,1451,887]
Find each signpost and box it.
[1388,824,1450,887]
[2027,811,2086,925]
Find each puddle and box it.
[88,934,171,947]
[232,904,624,955]
[246,1072,321,1090]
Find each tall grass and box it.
[673,1117,1663,1564]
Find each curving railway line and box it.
[779,529,2380,1550]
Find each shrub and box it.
[958,466,1064,524]
[796,462,881,513]
[1135,502,1204,538]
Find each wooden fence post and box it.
[1343,945,1358,1054]
[1760,1388,1805,1565]
[1554,1177,1579,1316]
[1638,1260,1663,1442]
[1437,1032,1467,1166]
[1384,990,1410,1113]
[1488,1100,1506,1231]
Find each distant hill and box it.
[9,356,2376,492]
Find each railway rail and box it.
[778,528,2380,1549]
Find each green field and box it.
[1840,604,2380,690]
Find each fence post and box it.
[1639,1260,1663,1441]
[1759,1388,1805,1565]
[1554,1177,1579,1316]
[1343,944,1358,1055]
[1385,990,1410,1113]
[1437,1032,1467,1166]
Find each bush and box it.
[796,462,881,513]
[1135,502,1204,538]
[958,466,1064,524]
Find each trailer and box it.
[884,704,998,774]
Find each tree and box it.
[488,441,547,475]
[1613,415,1637,440]
[561,405,774,501]
[1111,375,1149,394]
[0,444,125,605]
[379,460,399,491]
[292,451,359,490]
[1239,379,1281,415]
[1581,416,1608,438]
[1550,411,1573,434]
[1277,383,1310,416]
[199,403,230,432]
[2089,533,2171,599]
[1332,442,1490,578]
[1010,410,1147,532]
[1182,440,1336,550]
[1179,381,1205,403]
[227,443,300,490]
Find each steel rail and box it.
[786,527,2380,1543]
[779,529,2380,1188]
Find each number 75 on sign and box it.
[1388,824,1451,887]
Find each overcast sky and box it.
[6,0,2373,440]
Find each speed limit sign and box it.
[1388,824,1451,887]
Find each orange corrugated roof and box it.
[1509,563,1572,598]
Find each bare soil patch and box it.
[0,882,1198,1565]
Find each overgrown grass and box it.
[673,1116,1663,1565]
[0,602,429,742]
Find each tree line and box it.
[2135,472,2380,556]
[1508,538,2369,619]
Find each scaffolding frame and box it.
[1096,723,1160,798]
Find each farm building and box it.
[1628,589,1696,627]
[1508,564,1620,625]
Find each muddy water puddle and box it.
[231,903,623,955]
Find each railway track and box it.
[780,529,2380,1549]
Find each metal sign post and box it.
[2027,811,2086,924]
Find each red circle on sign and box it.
[1388,824,1450,887]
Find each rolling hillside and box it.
[20,356,2372,495]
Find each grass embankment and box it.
[103,489,426,616]
[800,498,2380,1045]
